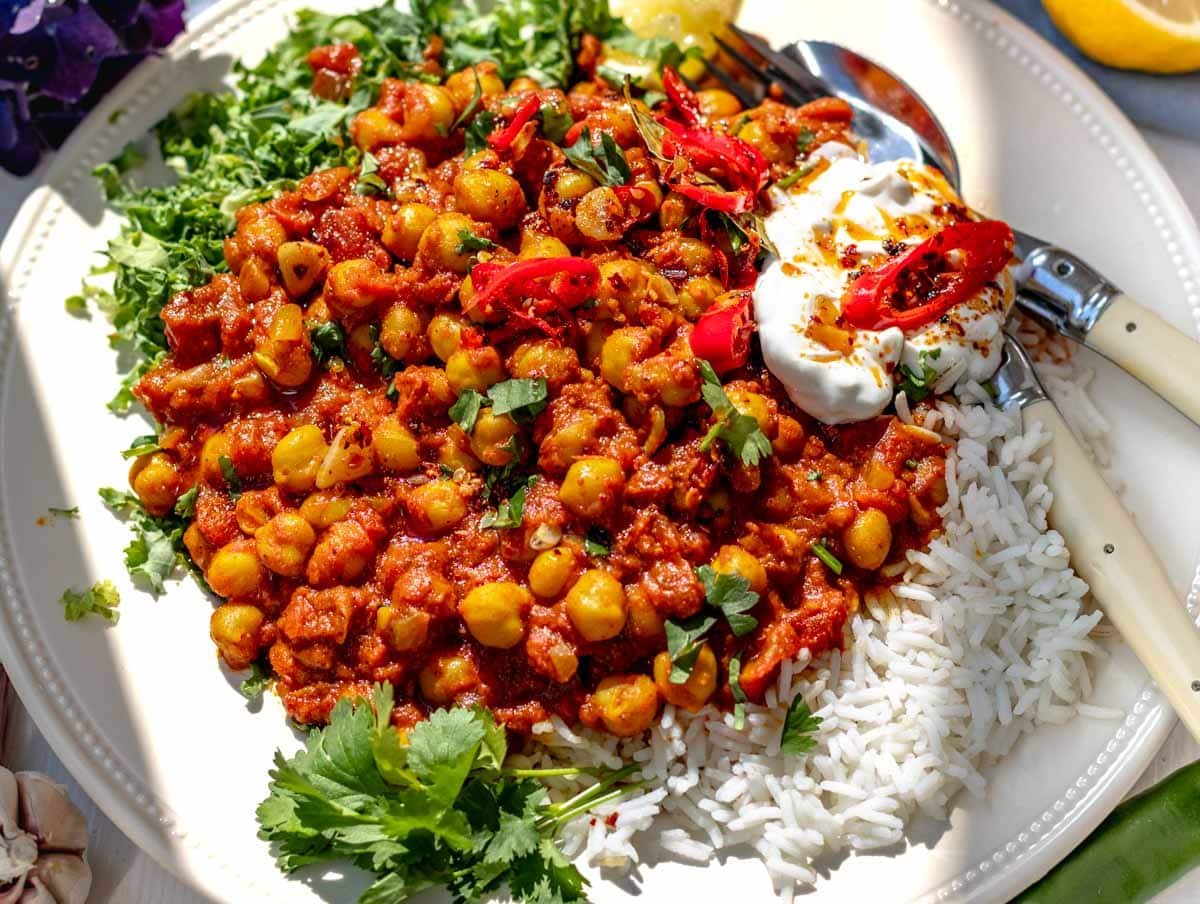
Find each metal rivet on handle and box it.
[1103,543,1115,554]
[1126,322,1137,333]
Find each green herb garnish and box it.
[696,565,759,637]
[729,653,749,731]
[240,662,272,703]
[779,694,821,755]
[45,506,80,522]
[308,321,346,365]
[487,378,548,420]
[584,526,611,558]
[449,388,486,433]
[806,471,823,482]
[664,614,719,684]
[218,455,243,500]
[897,348,942,403]
[563,126,631,187]
[464,109,497,157]
[59,580,120,625]
[455,227,498,256]
[539,101,574,143]
[121,433,160,459]
[810,540,843,576]
[98,487,197,596]
[697,361,773,467]
[776,162,814,190]
[795,126,815,155]
[355,151,389,196]
[481,475,536,530]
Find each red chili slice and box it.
[689,290,755,372]
[661,118,769,193]
[488,93,542,152]
[663,66,703,127]
[463,257,601,331]
[841,220,1014,331]
[672,181,755,215]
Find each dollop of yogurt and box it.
[754,145,1014,423]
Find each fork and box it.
[701,28,1200,743]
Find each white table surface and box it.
[1,121,1199,903]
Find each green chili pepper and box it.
[1013,759,1200,903]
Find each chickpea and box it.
[658,192,690,231]
[653,643,718,711]
[436,427,481,473]
[372,415,421,472]
[416,212,479,274]
[400,83,456,140]
[183,523,212,571]
[233,208,287,262]
[673,237,719,276]
[625,590,664,641]
[565,569,627,641]
[738,119,791,163]
[276,241,330,298]
[540,413,602,472]
[298,490,353,528]
[407,479,467,533]
[518,233,571,259]
[559,456,624,519]
[256,512,317,578]
[351,108,406,151]
[254,303,313,388]
[206,541,264,598]
[419,649,479,705]
[235,488,284,534]
[588,674,659,737]
[528,546,577,598]
[773,416,806,457]
[695,89,743,118]
[443,64,505,110]
[509,77,540,93]
[445,346,505,393]
[306,519,375,586]
[574,186,625,242]
[459,581,532,648]
[600,327,655,391]
[379,304,429,362]
[272,425,328,494]
[239,256,271,302]
[381,203,437,263]
[200,430,232,485]
[548,168,595,204]
[628,352,701,407]
[508,340,580,393]
[470,410,519,466]
[454,170,526,230]
[842,509,893,570]
[712,544,768,593]
[427,312,470,362]
[376,605,431,652]
[325,258,392,315]
[210,603,264,671]
[678,275,723,319]
[129,452,180,516]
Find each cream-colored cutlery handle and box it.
[1087,294,1200,427]
[1024,398,1200,742]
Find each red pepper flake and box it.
[605,811,620,828]
[841,220,1014,331]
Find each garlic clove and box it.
[23,854,91,904]
[13,776,88,854]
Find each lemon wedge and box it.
[1042,0,1200,73]
[608,0,740,56]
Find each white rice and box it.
[512,351,1109,898]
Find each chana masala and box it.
[128,45,950,735]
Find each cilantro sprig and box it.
[897,348,942,403]
[97,487,200,596]
[59,580,120,624]
[664,566,762,685]
[779,694,822,755]
[257,684,640,904]
[697,362,773,467]
[450,378,548,434]
[563,126,631,187]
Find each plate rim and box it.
[0,0,1196,901]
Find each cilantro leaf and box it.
[219,455,243,500]
[696,564,759,636]
[795,126,815,155]
[481,475,535,530]
[563,126,630,187]
[59,580,120,624]
[779,694,822,755]
[240,662,272,702]
[811,539,844,576]
[697,361,773,467]
[465,109,497,157]
[45,506,80,523]
[897,348,942,403]
[449,389,486,433]
[539,101,574,143]
[121,433,160,459]
[99,486,195,596]
[455,227,498,256]
[729,653,749,731]
[584,526,611,558]
[487,378,548,421]
[309,321,346,365]
[664,614,718,683]
[355,152,389,196]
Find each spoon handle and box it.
[1085,294,1200,428]
[1023,397,1200,742]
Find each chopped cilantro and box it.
[45,506,80,522]
[218,455,243,500]
[584,526,611,558]
[539,102,574,143]
[904,458,919,470]
[728,653,749,731]
[465,109,497,157]
[308,320,346,365]
[240,662,272,703]
[449,71,484,134]
[487,378,548,421]
[810,539,843,576]
[99,487,196,597]
[173,486,198,519]
[563,126,631,187]
[806,471,823,482]
[449,388,486,433]
[795,126,815,155]
[897,348,942,403]
[455,227,498,256]
[696,565,759,636]
[697,361,773,467]
[121,433,160,459]
[664,614,718,684]
[369,324,404,383]
[481,475,536,530]
[257,684,640,902]
[59,580,120,625]
[355,151,389,196]
[779,694,822,755]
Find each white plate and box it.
[2,0,1200,901]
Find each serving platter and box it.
[1,0,1199,901]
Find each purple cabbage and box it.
[0,0,185,176]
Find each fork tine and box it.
[711,33,776,87]
[726,24,827,100]
[702,58,762,109]
[713,32,817,107]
